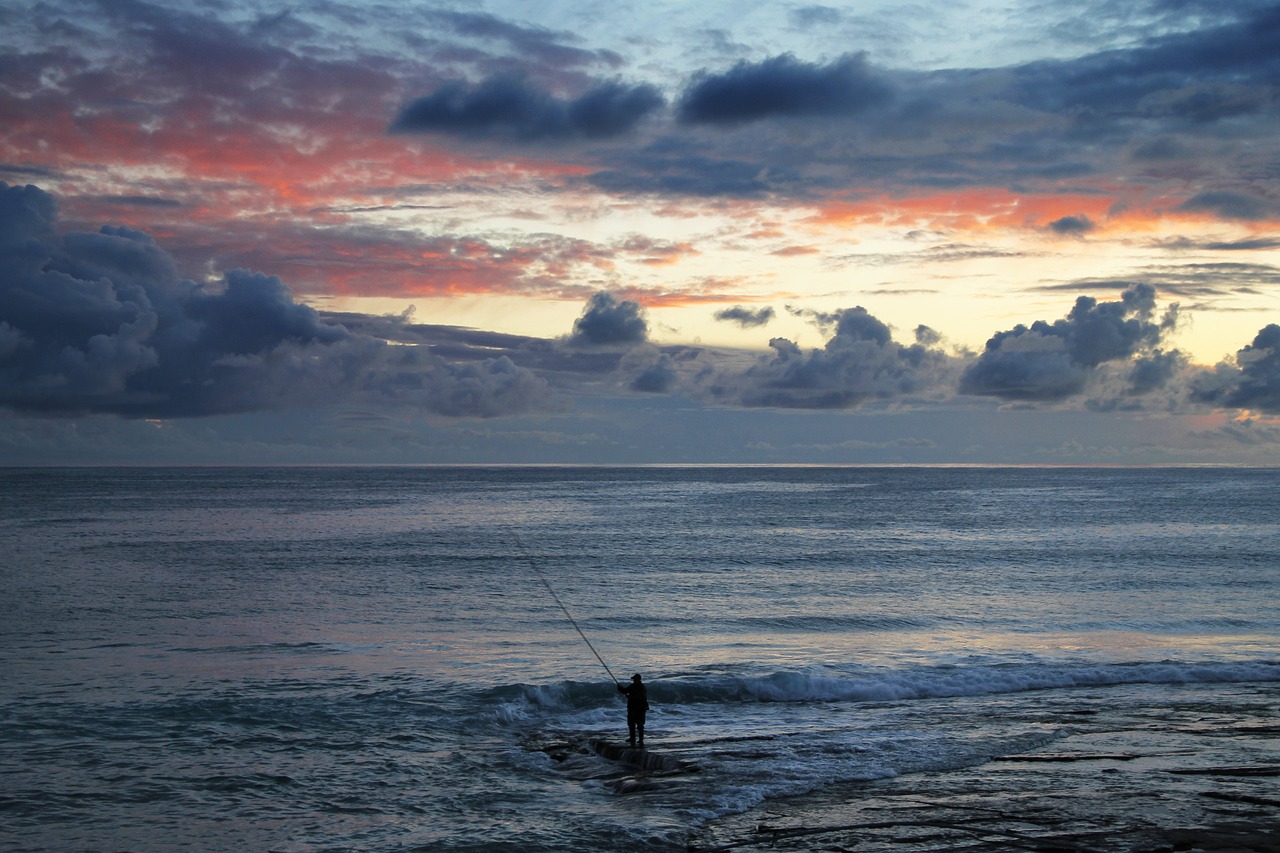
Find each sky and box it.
[2,0,1280,465]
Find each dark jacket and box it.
[618,681,649,714]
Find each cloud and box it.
[154,220,625,302]
[1048,214,1096,235]
[370,351,556,418]
[15,0,1275,235]
[914,325,943,347]
[88,195,185,209]
[1191,324,1280,412]
[390,75,664,141]
[0,164,62,181]
[708,305,955,409]
[630,353,678,392]
[586,149,781,197]
[0,190,355,417]
[1043,263,1280,300]
[0,184,552,419]
[92,1,292,94]
[567,291,649,346]
[1157,236,1280,251]
[1127,349,1186,395]
[677,53,892,125]
[427,10,623,70]
[789,6,843,29]
[714,305,776,327]
[1210,413,1280,446]
[584,5,1280,202]
[1011,4,1280,123]
[1177,191,1280,222]
[1202,238,1280,251]
[959,283,1180,401]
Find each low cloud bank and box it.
[0,183,551,419]
[960,284,1181,402]
[1192,324,1280,413]
[5,184,1279,424]
[722,308,955,409]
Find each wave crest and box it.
[501,659,1280,710]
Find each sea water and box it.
[1,466,1277,851]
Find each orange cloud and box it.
[2,83,612,303]
[613,236,699,266]
[808,188,1123,234]
[7,83,587,238]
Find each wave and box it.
[502,659,1280,712]
[686,660,1280,704]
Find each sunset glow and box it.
[3,1,1280,463]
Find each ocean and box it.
[1,466,1277,851]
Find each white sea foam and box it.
[636,659,1280,708]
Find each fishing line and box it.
[513,534,619,684]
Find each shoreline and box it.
[689,685,1280,852]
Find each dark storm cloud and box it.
[0,184,551,419]
[390,76,663,141]
[567,292,649,346]
[1191,324,1280,412]
[677,53,892,125]
[959,284,1180,401]
[714,305,775,327]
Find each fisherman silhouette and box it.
[616,673,649,747]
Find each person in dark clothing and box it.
[617,673,649,746]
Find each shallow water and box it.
[1,466,1277,850]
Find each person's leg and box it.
[627,717,637,746]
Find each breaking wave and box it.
[502,659,1280,711]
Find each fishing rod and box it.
[514,534,619,684]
